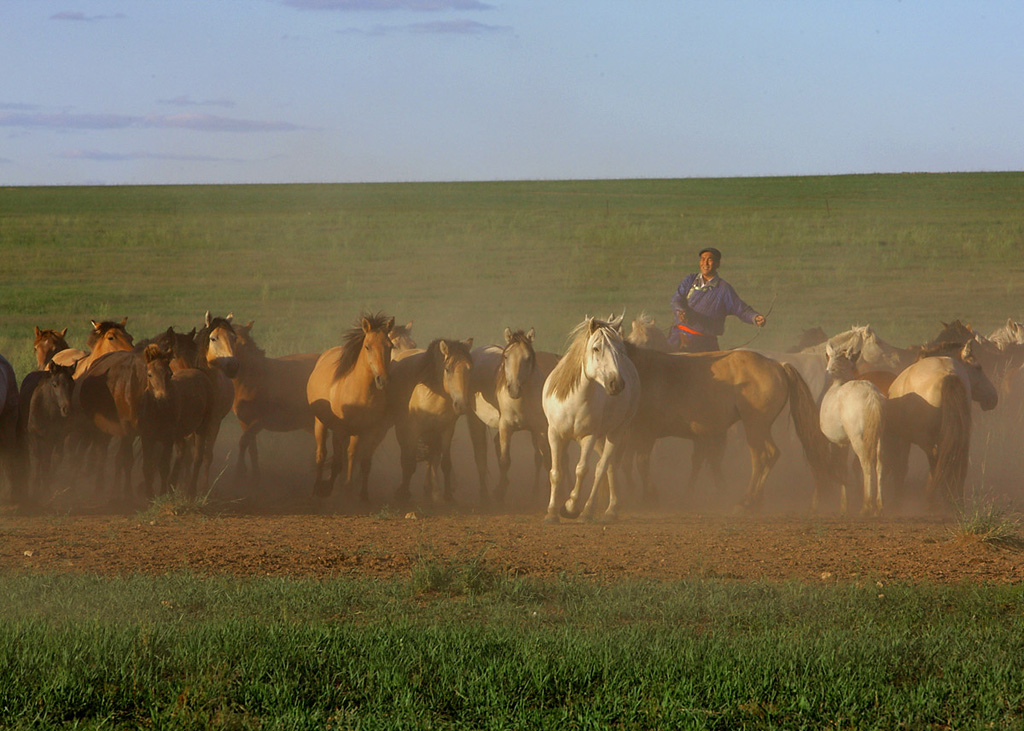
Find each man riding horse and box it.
[670,247,765,352]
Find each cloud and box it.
[50,11,126,21]
[0,102,40,111]
[341,19,510,35]
[284,0,492,11]
[59,149,244,163]
[159,95,236,109]
[0,111,302,133]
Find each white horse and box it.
[820,343,886,515]
[542,315,640,522]
[803,325,915,374]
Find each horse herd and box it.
[1,310,1021,521]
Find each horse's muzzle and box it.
[507,382,523,400]
[212,357,239,378]
[374,374,388,391]
[605,378,624,396]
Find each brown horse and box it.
[388,338,473,504]
[74,348,147,495]
[0,355,22,501]
[625,313,672,352]
[307,313,394,499]
[33,326,70,369]
[21,361,75,500]
[188,313,242,491]
[139,346,215,497]
[883,342,999,508]
[622,344,836,511]
[220,321,319,487]
[70,318,135,378]
[467,328,559,504]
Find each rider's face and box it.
[699,252,719,279]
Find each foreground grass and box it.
[2,571,1023,729]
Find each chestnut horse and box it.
[68,318,135,378]
[138,346,215,497]
[307,313,394,499]
[388,337,474,504]
[883,342,998,508]
[33,326,69,369]
[229,321,318,488]
[467,328,559,504]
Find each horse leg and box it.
[739,426,779,511]
[440,424,457,504]
[355,427,387,503]
[583,437,621,521]
[544,431,568,523]
[850,436,877,516]
[235,424,254,485]
[466,412,490,504]
[394,424,417,504]
[634,438,656,505]
[531,429,550,499]
[326,429,348,495]
[188,433,207,499]
[311,417,331,497]
[496,422,513,504]
[343,433,360,494]
[563,435,596,519]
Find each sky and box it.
[2,1,1022,186]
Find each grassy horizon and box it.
[2,172,1023,376]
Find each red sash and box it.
[675,323,705,337]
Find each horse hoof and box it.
[543,513,560,525]
[559,504,581,520]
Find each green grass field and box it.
[2,572,1023,729]
[2,173,1023,376]
[3,173,1024,728]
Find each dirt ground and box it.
[3,426,1022,584]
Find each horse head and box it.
[360,314,395,391]
[584,316,629,396]
[44,360,75,418]
[501,327,536,400]
[34,326,69,369]
[437,338,474,415]
[960,341,999,411]
[389,320,417,353]
[825,342,860,384]
[144,345,175,402]
[87,318,134,357]
[201,311,239,377]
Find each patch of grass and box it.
[952,501,1024,548]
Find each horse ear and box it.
[205,311,213,327]
[439,340,450,358]
[226,313,234,323]
[188,327,197,338]
[119,317,128,328]
[164,326,175,337]
[405,321,413,331]
[245,321,254,330]
[361,317,372,334]
[504,327,513,344]
[588,317,599,333]
[526,327,535,342]
[385,317,395,333]
[34,326,42,338]
[144,344,162,362]
[90,320,100,330]
[60,327,68,338]
[464,338,474,350]
[825,341,835,359]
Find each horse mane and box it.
[548,319,621,401]
[87,320,130,349]
[235,323,265,358]
[496,329,536,389]
[334,312,393,380]
[418,338,472,391]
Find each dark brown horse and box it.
[388,338,474,504]
[0,355,22,501]
[21,361,75,500]
[231,320,318,488]
[307,313,394,499]
[139,346,215,497]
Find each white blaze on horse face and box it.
[584,327,626,396]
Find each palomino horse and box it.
[802,325,915,374]
[543,316,639,523]
[306,313,394,499]
[883,342,998,508]
[622,343,833,511]
[190,313,242,490]
[467,328,560,504]
[33,326,69,369]
[988,318,1024,348]
[67,318,135,378]
[820,344,886,515]
[138,346,215,497]
[229,321,318,487]
[22,361,75,499]
[625,313,672,352]
[388,337,474,504]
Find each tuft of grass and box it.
[136,489,217,522]
[410,551,509,598]
[951,502,1024,548]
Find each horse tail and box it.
[782,363,840,484]
[935,375,971,505]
